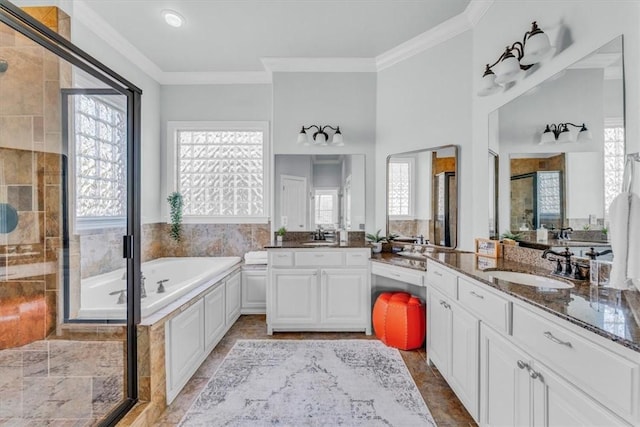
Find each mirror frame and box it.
[488,149,499,239]
[386,144,459,249]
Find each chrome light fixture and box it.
[540,122,592,144]
[297,125,343,146]
[478,21,555,96]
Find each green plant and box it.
[583,224,591,231]
[366,229,387,243]
[500,230,523,241]
[167,192,183,242]
[276,226,287,236]
[601,226,608,236]
[386,233,399,241]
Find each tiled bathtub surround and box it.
[0,339,124,424]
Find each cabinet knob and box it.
[516,360,528,370]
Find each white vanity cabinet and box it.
[426,259,638,426]
[241,267,267,314]
[267,248,371,334]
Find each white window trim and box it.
[313,187,340,227]
[68,91,128,234]
[388,157,415,220]
[165,120,270,224]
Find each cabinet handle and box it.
[516,360,529,370]
[470,291,484,299]
[314,254,324,258]
[439,300,450,309]
[352,254,362,257]
[529,369,540,380]
[391,272,401,277]
[543,331,573,348]
[433,271,443,277]
[277,254,288,258]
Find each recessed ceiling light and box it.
[162,10,184,28]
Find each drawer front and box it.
[345,251,370,266]
[295,251,343,267]
[270,251,293,267]
[371,262,424,286]
[512,304,639,422]
[426,261,457,299]
[458,276,510,334]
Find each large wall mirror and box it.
[386,145,458,248]
[490,36,624,243]
[274,154,365,232]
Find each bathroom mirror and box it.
[386,145,458,248]
[274,154,365,231]
[490,36,624,240]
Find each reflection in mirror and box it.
[488,150,499,239]
[490,36,624,245]
[274,154,365,232]
[387,145,458,248]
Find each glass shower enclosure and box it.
[0,1,141,425]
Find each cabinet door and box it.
[532,361,628,427]
[320,268,369,325]
[449,302,480,422]
[225,271,241,325]
[204,284,225,350]
[166,300,204,394]
[427,288,452,376]
[269,269,318,324]
[241,270,266,313]
[480,324,531,427]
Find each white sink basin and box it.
[302,242,337,246]
[488,271,574,289]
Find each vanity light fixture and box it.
[540,122,592,144]
[162,10,184,28]
[297,125,343,146]
[478,21,555,96]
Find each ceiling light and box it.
[162,10,184,28]
[297,125,343,146]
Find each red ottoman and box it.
[373,292,425,350]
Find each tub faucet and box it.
[109,289,126,304]
[157,279,169,293]
[140,274,147,299]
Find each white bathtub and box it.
[78,257,242,320]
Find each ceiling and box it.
[80,0,471,73]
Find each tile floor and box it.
[157,315,476,426]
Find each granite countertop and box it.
[264,241,371,249]
[371,251,640,353]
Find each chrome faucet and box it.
[157,279,169,293]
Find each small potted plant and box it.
[276,226,287,244]
[366,229,387,253]
[167,192,183,242]
[601,226,609,242]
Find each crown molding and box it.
[376,0,493,71]
[72,0,164,82]
[261,57,376,73]
[159,71,272,85]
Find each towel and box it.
[608,192,640,290]
[244,251,268,265]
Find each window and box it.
[604,125,625,218]
[314,189,339,227]
[388,158,414,217]
[66,91,127,231]
[167,121,269,223]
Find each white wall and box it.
[472,1,640,242]
[272,72,377,233]
[376,32,473,248]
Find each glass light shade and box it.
[521,32,554,65]
[477,72,502,96]
[577,128,593,142]
[494,55,521,84]
[315,132,327,145]
[540,130,556,145]
[332,132,344,146]
[556,129,572,143]
[297,131,308,145]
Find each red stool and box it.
[373,292,425,350]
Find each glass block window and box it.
[537,171,561,215]
[169,122,269,221]
[604,126,625,217]
[388,159,414,217]
[314,189,338,226]
[74,94,127,222]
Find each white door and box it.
[269,269,318,324]
[225,271,242,325]
[480,324,531,427]
[204,284,225,349]
[427,288,452,375]
[281,175,307,230]
[320,268,368,326]
[241,270,266,313]
[449,302,480,422]
[167,300,204,393]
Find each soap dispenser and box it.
[537,224,548,243]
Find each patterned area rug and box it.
[179,339,436,426]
